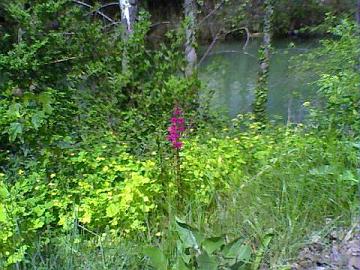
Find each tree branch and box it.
[199,0,225,26]
[72,0,115,23]
[86,2,119,19]
[198,30,222,66]
[225,27,251,50]
[150,21,170,28]
[104,21,121,29]
[198,27,251,66]
[44,56,77,65]
[98,2,118,10]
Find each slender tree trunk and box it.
[357,0,360,25]
[253,0,273,125]
[287,96,292,126]
[119,0,138,69]
[119,0,138,34]
[184,0,198,76]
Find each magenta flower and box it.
[173,107,182,116]
[167,106,185,149]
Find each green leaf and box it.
[106,203,119,217]
[196,251,218,270]
[143,246,168,270]
[8,122,23,142]
[173,257,190,270]
[340,170,358,184]
[38,92,53,114]
[252,231,274,270]
[0,204,8,223]
[309,165,334,176]
[223,238,252,266]
[175,217,201,252]
[202,237,225,255]
[176,240,192,264]
[0,184,9,199]
[31,111,45,130]
[7,103,21,118]
[6,245,28,266]
[32,218,45,230]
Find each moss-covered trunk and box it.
[253,0,273,125]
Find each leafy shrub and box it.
[0,134,162,268]
[293,19,360,136]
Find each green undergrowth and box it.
[1,125,358,269]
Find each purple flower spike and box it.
[167,106,186,150]
[173,107,182,116]
[173,141,183,149]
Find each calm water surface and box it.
[199,39,318,122]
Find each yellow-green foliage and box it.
[178,125,279,205]
[0,136,162,267]
[59,146,160,233]
[180,136,246,204]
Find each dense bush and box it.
[0,0,199,158]
[293,19,360,136]
[0,134,160,266]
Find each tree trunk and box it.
[357,0,360,25]
[253,0,273,125]
[184,0,198,76]
[119,0,138,34]
[119,0,138,70]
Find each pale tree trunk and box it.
[253,0,273,125]
[119,0,138,34]
[119,0,138,69]
[184,0,198,76]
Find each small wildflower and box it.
[167,106,186,150]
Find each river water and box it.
[199,39,318,122]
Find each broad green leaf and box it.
[202,237,225,255]
[8,122,23,142]
[175,217,201,251]
[143,246,168,270]
[176,240,191,264]
[173,257,190,270]
[31,111,45,130]
[223,238,252,266]
[7,103,21,118]
[223,238,245,258]
[196,251,218,270]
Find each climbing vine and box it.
[253,0,273,125]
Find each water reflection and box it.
[199,39,318,122]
